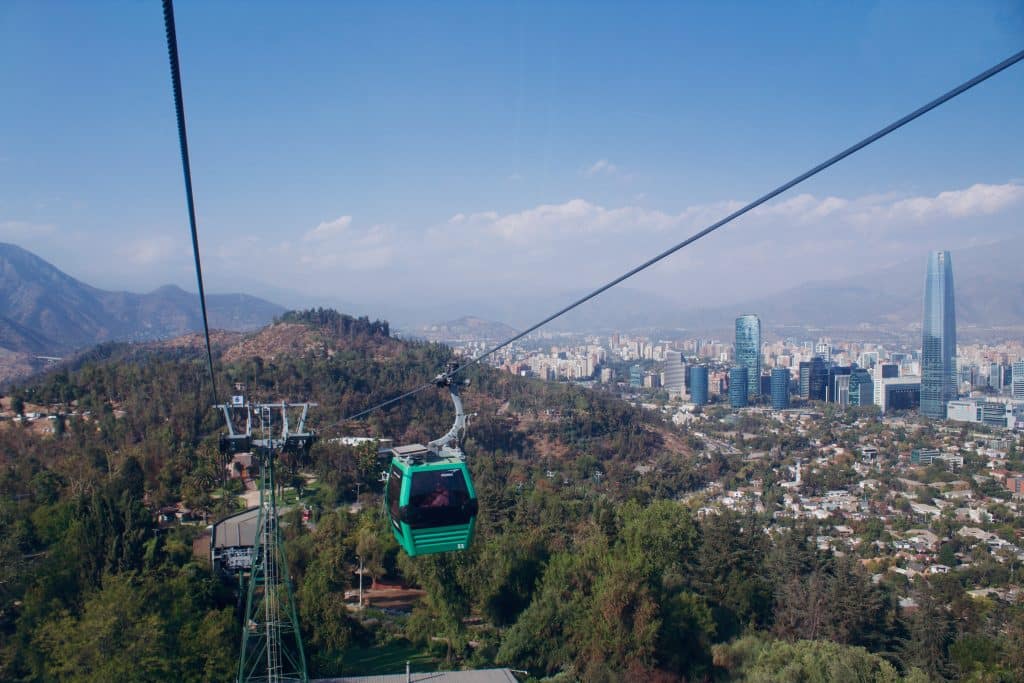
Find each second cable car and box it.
[384,370,478,557]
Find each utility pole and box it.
[219,399,316,683]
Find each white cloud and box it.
[584,159,618,177]
[888,183,1024,220]
[202,180,1024,310]
[299,223,393,271]
[432,181,1023,303]
[445,183,1023,248]
[303,215,352,242]
[448,197,736,245]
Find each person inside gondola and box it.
[425,480,450,508]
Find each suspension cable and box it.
[341,47,1024,423]
[162,0,219,405]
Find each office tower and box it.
[833,375,851,406]
[921,251,957,419]
[873,363,898,405]
[811,358,828,401]
[729,367,749,408]
[878,363,898,379]
[662,350,687,394]
[989,362,1002,391]
[1014,360,1024,401]
[735,314,761,398]
[770,368,790,409]
[690,366,709,406]
[879,376,922,413]
[827,366,852,403]
[629,365,643,388]
[849,368,874,406]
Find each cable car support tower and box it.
[218,399,317,683]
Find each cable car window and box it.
[387,466,402,522]
[407,469,472,528]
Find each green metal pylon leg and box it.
[237,446,308,683]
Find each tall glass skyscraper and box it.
[849,368,873,407]
[770,368,790,410]
[735,314,761,399]
[689,366,709,406]
[799,356,828,401]
[729,367,749,408]
[921,251,957,419]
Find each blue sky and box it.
[1,1,1022,325]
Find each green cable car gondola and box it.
[384,370,478,557]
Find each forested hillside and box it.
[1,309,1021,681]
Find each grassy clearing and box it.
[342,640,439,674]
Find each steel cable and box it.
[163,0,219,405]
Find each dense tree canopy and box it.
[2,311,1023,681]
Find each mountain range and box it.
[3,234,1021,386]
[0,242,285,356]
[411,237,1024,339]
[675,238,1024,337]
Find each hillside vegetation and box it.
[0,309,1020,681]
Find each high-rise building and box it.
[989,363,1002,391]
[629,364,643,388]
[921,251,957,419]
[662,350,687,395]
[832,375,851,406]
[873,363,899,405]
[799,356,828,401]
[878,363,899,379]
[1013,360,1024,401]
[735,314,761,399]
[770,368,790,409]
[729,367,749,408]
[849,368,873,407]
[827,366,852,403]
[689,366,709,406]
[879,376,922,413]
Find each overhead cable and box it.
[162,0,219,405]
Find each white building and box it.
[662,350,687,395]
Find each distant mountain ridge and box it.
[0,242,286,356]
[674,238,1024,334]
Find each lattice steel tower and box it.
[218,400,316,683]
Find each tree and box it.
[713,636,904,682]
[900,589,954,680]
[33,573,171,682]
